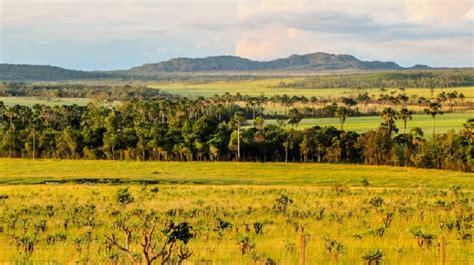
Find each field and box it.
[0,159,472,264]
[261,112,473,133]
[149,78,474,99]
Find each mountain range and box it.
[0,52,432,81]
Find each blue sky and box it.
[1,0,473,70]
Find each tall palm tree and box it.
[380,107,398,135]
[231,112,246,161]
[335,106,348,130]
[424,102,443,139]
[397,108,413,134]
[5,108,16,157]
[309,96,318,117]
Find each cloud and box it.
[233,0,473,66]
[405,0,473,23]
[1,0,473,69]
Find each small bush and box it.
[115,187,134,205]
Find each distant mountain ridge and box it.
[0,52,433,81]
[0,64,111,81]
[130,52,409,73]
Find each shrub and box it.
[362,249,383,265]
[115,187,134,206]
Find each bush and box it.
[362,249,383,265]
[115,187,134,205]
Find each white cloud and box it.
[1,0,473,68]
[404,0,473,23]
[233,0,473,66]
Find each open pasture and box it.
[0,159,472,264]
[1,159,473,188]
[261,112,473,133]
[149,78,474,99]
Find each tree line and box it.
[1,83,471,120]
[0,82,168,101]
[1,97,472,171]
[277,70,474,89]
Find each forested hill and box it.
[0,64,113,81]
[130,52,413,73]
[1,52,436,81]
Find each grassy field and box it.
[149,78,474,99]
[261,112,473,133]
[0,159,472,264]
[1,159,473,188]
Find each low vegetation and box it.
[0,172,471,263]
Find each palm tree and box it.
[424,102,443,138]
[380,107,398,135]
[5,108,16,157]
[309,96,318,116]
[397,108,413,134]
[287,108,303,129]
[231,112,246,161]
[335,106,348,130]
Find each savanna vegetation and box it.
[0,160,472,264]
[0,68,472,264]
[279,70,474,89]
[1,92,473,171]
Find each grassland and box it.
[1,159,473,189]
[149,78,474,99]
[261,112,473,133]
[0,159,472,264]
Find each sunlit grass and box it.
[1,159,472,189]
[260,112,473,133]
[149,78,474,99]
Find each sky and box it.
[0,0,473,70]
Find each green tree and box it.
[335,106,348,130]
[397,108,413,134]
[424,102,443,138]
[380,107,398,136]
[230,112,246,161]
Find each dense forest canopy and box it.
[1,96,472,171]
[0,82,168,101]
[1,66,472,89]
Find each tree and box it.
[287,108,303,128]
[230,112,246,161]
[4,107,17,157]
[397,108,413,134]
[380,107,398,136]
[299,135,310,162]
[424,102,443,138]
[282,129,294,163]
[105,211,193,265]
[309,96,318,116]
[335,106,348,130]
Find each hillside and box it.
[0,64,113,81]
[130,52,407,73]
[0,52,437,81]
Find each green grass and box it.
[149,78,474,98]
[261,112,473,133]
[0,159,472,263]
[1,159,472,189]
